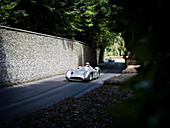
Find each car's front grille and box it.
[70,77,83,80]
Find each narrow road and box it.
[0,62,125,121]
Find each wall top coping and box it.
[0,25,89,46]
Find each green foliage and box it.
[0,0,18,25]
[66,2,97,32]
[5,0,75,37]
[65,0,123,61]
[104,33,126,56]
[107,0,170,127]
[1,0,124,62]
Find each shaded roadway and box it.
[0,62,125,121]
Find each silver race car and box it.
[66,66,101,81]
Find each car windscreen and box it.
[78,66,89,71]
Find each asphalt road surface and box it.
[0,62,125,121]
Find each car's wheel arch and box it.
[85,71,93,81]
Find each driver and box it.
[85,62,93,69]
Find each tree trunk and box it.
[99,47,105,63]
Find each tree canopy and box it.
[104,33,126,56]
[0,0,18,26]
[0,0,126,61]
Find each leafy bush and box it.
[108,0,170,127]
[0,0,18,25]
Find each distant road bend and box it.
[0,62,125,121]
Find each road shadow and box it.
[99,62,126,74]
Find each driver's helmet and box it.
[85,62,90,67]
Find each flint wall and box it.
[0,26,98,87]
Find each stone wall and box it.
[0,26,98,87]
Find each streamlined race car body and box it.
[66,66,101,81]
